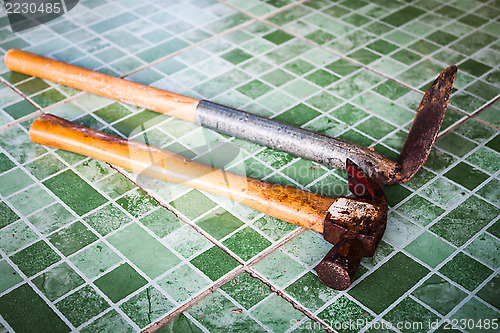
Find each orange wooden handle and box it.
[4,49,200,122]
[30,114,334,232]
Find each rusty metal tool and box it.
[30,113,387,290]
[4,49,457,185]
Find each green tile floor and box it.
[0,0,499,332]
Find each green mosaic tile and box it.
[282,230,331,266]
[382,6,426,27]
[486,134,500,152]
[424,148,457,173]
[329,103,368,125]
[112,110,164,137]
[439,252,493,291]
[356,116,397,140]
[350,253,429,314]
[95,263,147,303]
[220,271,269,309]
[0,260,22,294]
[273,103,321,126]
[33,262,85,301]
[466,80,499,101]
[191,245,240,281]
[285,272,338,311]
[24,154,65,181]
[444,161,489,190]
[222,226,272,261]
[0,168,34,197]
[81,309,133,333]
[252,249,305,287]
[3,99,38,120]
[476,274,499,310]
[74,159,112,183]
[284,58,316,75]
[260,69,294,87]
[391,49,422,65]
[195,208,243,240]
[319,295,374,333]
[84,203,130,236]
[0,284,70,333]
[10,240,60,277]
[477,179,500,209]
[397,195,445,226]
[156,313,202,332]
[449,297,500,329]
[0,153,15,175]
[56,285,110,327]
[15,78,50,96]
[413,274,467,316]
[252,294,306,332]
[264,30,294,45]
[221,48,253,65]
[282,159,327,186]
[139,208,183,238]
[343,13,371,27]
[305,30,335,44]
[1,71,30,84]
[384,297,439,333]
[162,224,212,259]
[237,79,272,99]
[405,232,455,268]
[465,232,500,269]
[43,170,107,216]
[31,89,66,108]
[304,115,345,137]
[48,221,98,257]
[430,195,499,247]
[450,31,496,56]
[409,40,440,56]
[108,223,181,279]
[0,220,39,255]
[252,214,298,241]
[120,286,174,329]
[305,69,340,87]
[459,59,492,78]
[348,48,381,65]
[116,188,158,218]
[9,184,55,216]
[158,263,209,303]
[0,1,499,330]
[0,201,19,229]
[70,241,121,279]
[187,289,263,332]
[338,129,373,147]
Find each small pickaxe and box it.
[30,113,386,290]
[4,50,457,185]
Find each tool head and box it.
[315,160,387,290]
[390,65,457,184]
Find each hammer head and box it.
[315,160,387,290]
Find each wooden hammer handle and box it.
[30,114,334,232]
[4,49,200,122]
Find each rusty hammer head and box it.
[315,160,387,290]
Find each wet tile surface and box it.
[0,0,498,332]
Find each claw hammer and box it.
[30,113,386,290]
[4,50,457,185]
